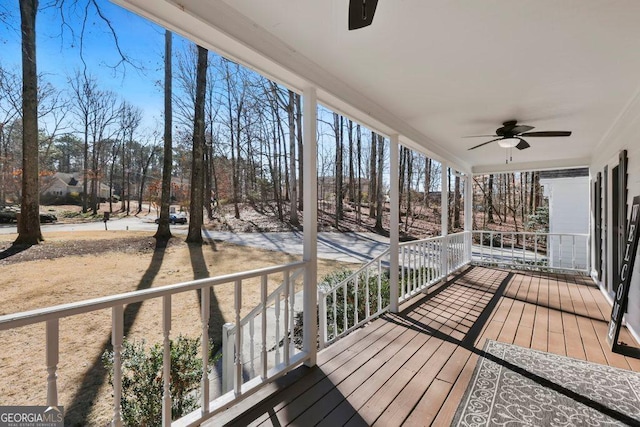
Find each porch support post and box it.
[441,162,449,236]
[464,174,473,262]
[302,86,318,367]
[441,163,449,281]
[389,134,400,312]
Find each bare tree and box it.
[369,130,377,219]
[186,45,208,244]
[375,134,384,231]
[287,89,299,226]
[155,30,173,240]
[14,0,42,245]
[68,71,98,213]
[334,113,343,226]
[0,65,21,208]
[87,89,119,215]
[118,102,142,214]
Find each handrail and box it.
[228,267,305,333]
[0,259,309,427]
[0,261,308,331]
[320,247,390,295]
[471,230,590,273]
[319,232,472,348]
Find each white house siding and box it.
[540,176,590,271]
[43,178,69,197]
[590,99,640,343]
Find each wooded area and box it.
[1,2,546,245]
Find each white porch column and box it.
[440,163,449,281]
[389,135,400,312]
[441,162,449,236]
[302,87,318,367]
[464,174,473,262]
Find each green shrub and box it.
[102,335,212,426]
[526,206,549,232]
[320,269,391,338]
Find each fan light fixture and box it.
[497,137,520,148]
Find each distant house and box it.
[540,168,590,269]
[40,172,113,201]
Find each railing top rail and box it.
[397,232,467,248]
[319,247,391,296]
[322,232,468,296]
[232,266,305,333]
[471,230,589,237]
[0,260,308,331]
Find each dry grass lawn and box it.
[0,231,356,426]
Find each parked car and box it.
[39,212,57,223]
[0,210,17,223]
[155,213,187,225]
[0,209,57,224]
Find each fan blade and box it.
[510,125,534,134]
[519,131,572,137]
[468,137,502,151]
[462,135,498,138]
[516,139,530,150]
[349,0,378,30]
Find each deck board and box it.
[209,267,640,427]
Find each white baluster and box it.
[162,295,171,426]
[275,290,281,364]
[261,276,268,378]
[112,305,123,427]
[332,289,337,338]
[401,246,406,297]
[283,272,290,364]
[234,280,242,396]
[318,290,327,349]
[289,272,295,357]
[377,259,382,312]
[222,323,234,393]
[365,269,370,318]
[354,276,359,326]
[201,286,210,414]
[46,319,59,407]
[249,317,255,378]
[342,282,347,332]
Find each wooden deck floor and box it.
[212,266,640,426]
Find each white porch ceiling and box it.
[114,0,640,174]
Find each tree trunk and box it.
[356,124,362,225]
[369,131,377,218]
[375,134,384,231]
[348,120,355,203]
[405,149,414,233]
[287,90,298,226]
[424,158,431,208]
[15,0,43,245]
[487,174,494,223]
[453,174,461,229]
[186,45,207,244]
[295,93,303,211]
[334,113,343,226]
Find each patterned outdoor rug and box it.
[452,340,640,426]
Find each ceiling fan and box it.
[466,120,572,151]
[349,0,378,30]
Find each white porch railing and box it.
[0,260,308,427]
[221,268,304,394]
[0,230,591,425]
[471,231,590,274]
[318,232,471,348]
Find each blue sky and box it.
[0,0,185,131]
